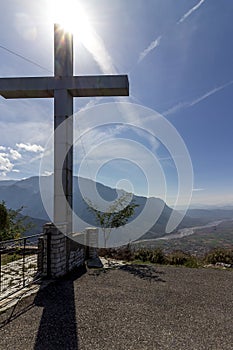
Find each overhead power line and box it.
[0,44,53,74]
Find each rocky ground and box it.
[0,264,233,350]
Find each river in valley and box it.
[136,220,224,245]
[156,220,223,241]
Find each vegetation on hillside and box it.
[0,201,33,242]
[98,245,233,269]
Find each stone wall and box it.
[38,223,100,278]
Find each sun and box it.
[47,0,115,74]
[48,0,93,45]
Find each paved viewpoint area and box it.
[0,265,233,350]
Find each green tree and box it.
[87,192,139,247]
[0,201,33,242]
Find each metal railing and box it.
[0,234,42,301]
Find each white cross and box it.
[0,24,129,233]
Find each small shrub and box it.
[166,250,186,265]
[183,256,200,268]
[150,248,165,264]
[205,248,233,265]
[133,248,165,264]
[112,245,134,261]
[134,249,153,262]
[166,250,199,267]
[118,244,134,261]
[98,244,134,261]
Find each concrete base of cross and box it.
[38,224,101,278]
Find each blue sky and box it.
[0,0,233,208]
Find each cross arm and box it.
[0,77,55,98]
[68,75,129,97]
[0,75,129,99]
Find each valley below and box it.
[0,176,233,254]
[134,219,233,256]
[157,220,224,241]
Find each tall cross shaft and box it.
[0,24,129,233]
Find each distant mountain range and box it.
[0,176,233,239]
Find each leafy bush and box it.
[134,249,153,262]
[133,248,165,264]
[166,250,199,268]
[98,244,134,261]
[150,248,165,264]
[0,201,34,241]
[205,248,233,265]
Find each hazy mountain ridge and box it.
[0,176,232,239]
[0,180,17,187]
[187,208,233,221]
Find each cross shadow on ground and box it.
[33,264,86,350]
[119,264,166,282]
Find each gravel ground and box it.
[0,264,233,350]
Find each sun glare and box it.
[48,0,93,45]
[47,0,116,74]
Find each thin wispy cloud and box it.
[163,102,188,117]
[163,79,233,116]
[75,124,125,160]
[83,30,117,74]
[77,98,103,114]
[28,153,44,164]
[138,35,162,63]
[136,0,206,65]
[178,0,206,24]
[190,80,233,107]
[74,8,116,74]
